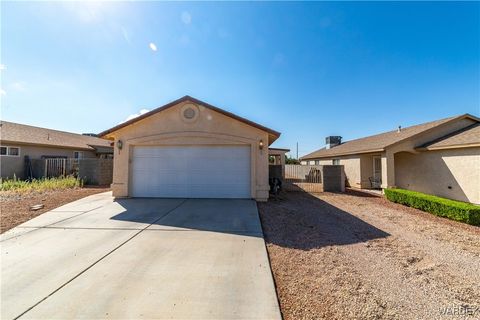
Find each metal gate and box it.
[284,165,323,193]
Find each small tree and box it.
[285,156,300,165]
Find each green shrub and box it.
[384,188,480,226]
[0,176,83,193]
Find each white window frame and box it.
[372,156,382,183]
[74,151,84,159]
[332,159,340,165]
[0,146,21,157]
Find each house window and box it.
[332,159,340,165]
[8,147,20,156]
[315,160,320,165]
[74,151,84,159]
[0,146,20,157]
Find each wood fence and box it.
[284,165,324,193]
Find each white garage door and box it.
[131,146,251,198]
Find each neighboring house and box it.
[99,95,281,201]
[301,114,480,204]
[0,121,113,179]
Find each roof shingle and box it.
[301,114,478,160]
[0,121,112,150]
[418,123,480,150]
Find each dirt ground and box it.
[258,190,480,320]
[0,187,110,233]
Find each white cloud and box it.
[63,1,106,23]
[0,64,5,70]
[0,89,6,96]
[11,81,27,91]
[181,11,191,25]
[121,27,132,45]
[149,42,157,52]
[122,108,150,123]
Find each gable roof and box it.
[301,114,479,160]
[0,121,112,151]
[417,123,480,150]
[98,95,281,144]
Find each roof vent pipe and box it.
[397,125,402,133]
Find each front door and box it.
[372,156,382,189]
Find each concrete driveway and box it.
[1,192,281,319]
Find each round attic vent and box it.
[183,107,196,119]
[180,103,199,122]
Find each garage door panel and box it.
[131,146,251,198]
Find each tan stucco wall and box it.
[395,147,480,204]
[0,143,96,179]
[382,117,477,188]
[358,155,370,186]
[338,157,361,187]
[104,101,270,201]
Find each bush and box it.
[0,176,83,193]
[384,188,480,226]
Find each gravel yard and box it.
[0,187,110,233]
[258,190,480,320]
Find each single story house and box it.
[0,121,113,179]
[99,95,281,201]
[300,114,480,204]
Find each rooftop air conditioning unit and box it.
[326,136,342,149]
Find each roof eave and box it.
[268,147,290,152]
[385,113,480,150]
[0,140,97,151]
[301,148,385,160]
[416,143,480,151]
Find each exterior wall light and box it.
[259,139,264,150]
[117,140,123,150]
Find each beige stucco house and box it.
[0,121,113,179]
[99,96,281,201]
[301,114,480,204]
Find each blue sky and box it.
[1,1,479,157]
